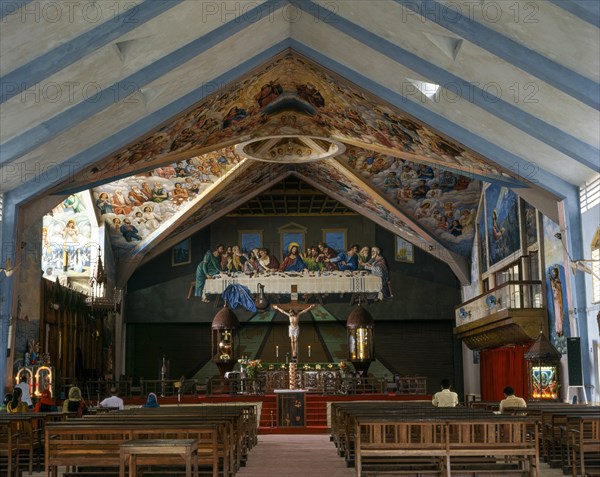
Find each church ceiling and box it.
[1,1,598,286]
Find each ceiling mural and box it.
[338,148,481,256]
[92,149,242,254]
[294,161,419,241]
[167,163,290,239]
[65,51,510,196]
[57,52,524,277]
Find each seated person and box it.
[279,243,307,272]
[62,386,89,416]
[328,245,359,271]
[34,389,58,412]
[316,242,338,271]
[258,248,280,272]
[99,387,124,410]
[499,386,527,413]
[432,379,459,407]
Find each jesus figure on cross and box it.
[273,304,316,360]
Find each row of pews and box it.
[329,400,600,477]
[1,404,258,477]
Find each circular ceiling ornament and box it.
[234,135,346,163]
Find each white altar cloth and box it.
[203,271,382,296]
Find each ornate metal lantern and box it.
[524,331,561,400]
[346,305,375,375]
[211,305,240,377]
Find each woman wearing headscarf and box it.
[6,387,28,413]
[141,392,160,408]
[34,389,58,412]
[62,386,88,416]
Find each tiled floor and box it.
[30,434,570,476]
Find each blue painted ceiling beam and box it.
[0,0,285,165]
[1,0,184,104]
[295,1,599,172]
[549,0,600,28]
[0,0,36,20]
[286,39,576,203]
[394,0,600,110]
[6,39,294,206]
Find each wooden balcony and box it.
[454,281,547,350]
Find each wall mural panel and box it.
[339,149,480,256]
[42,192,97,281]
[92,149,242,255]
[524,201,538,248]
[485,185,520,266]
[543,216,570,352]
[478,208,488,273]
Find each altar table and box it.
[275,389,306,427]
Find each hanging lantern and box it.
[211,305,240,377]
[346,305,375,375]
[524,331,561,400]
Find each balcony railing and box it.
[456,280,543,325]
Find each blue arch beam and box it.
[0,0,184,104]
[393,0,599,111]
[0,0,285,165]
[292,1,599,172]
[549,0,600,28]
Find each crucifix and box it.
[272,285,316,362]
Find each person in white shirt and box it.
[99,387,124,410]
[16,376,33,408]
[499,386,527,413]
[432,379,459,407]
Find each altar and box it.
[203,270,382,296]
[275,389,306,427]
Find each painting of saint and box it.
[485,185,520,266]
[548,265,565,337]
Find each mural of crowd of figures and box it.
[91,52,506,185]
[340,149,481,256]
[42,192,97,280]
[92,149,242,252]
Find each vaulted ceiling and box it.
[1,0,598,286]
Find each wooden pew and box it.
[354,415,540,477]
[45,421,220,477]
[85,404,257,473]
[0,413,53,475]
[568,416,600,477]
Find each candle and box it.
[276,346,279,358]
[308,345,311,358]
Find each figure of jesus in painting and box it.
[272,304,316,360]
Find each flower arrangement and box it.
[338,360,348,371]
[240,359,263,378]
